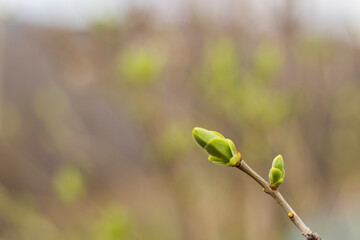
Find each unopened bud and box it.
[193,127,241,166]
[269,154,285,189]
[192,127,224,148]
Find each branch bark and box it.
[235,159,323,240]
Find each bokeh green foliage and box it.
[94,205,132,240]
[117,47,164,87]
[328,85,360,177]
[53,165,86,203]
[197,38,291,128]
[297,35,333,63]
[0,185,59,240]
[252,43,284,83]
[154,122,192,163]
[0,183,134,240]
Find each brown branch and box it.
[235,159,323,240]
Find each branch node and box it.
[270,184,278,191]
[234,155,243,167]
[262,188,271,195]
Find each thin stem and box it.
[236,159,323,240]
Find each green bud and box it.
[204,138,233,161]
[208,151,241,166]
[193,127,241,166]
[272,154,284,170]
[192,127,223,148]
[269,154,285,189]
[269,168,282,184]
[210,131,225,139]
[208,156,228,165]
[227,139,237,156]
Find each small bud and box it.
[269,154,285,189]
[193,127,241,166]
[288,212,294,218]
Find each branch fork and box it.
[236,159,323,240]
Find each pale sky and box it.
[1,0,360,35]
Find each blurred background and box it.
[0,0,359,239]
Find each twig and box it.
[235,159,323,240]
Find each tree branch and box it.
[235,159,323,240]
